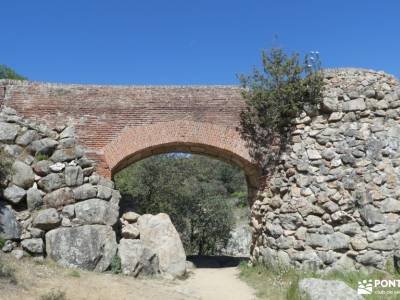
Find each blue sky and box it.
[2,0,399,84]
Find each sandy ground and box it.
[0,253,256,300]
[179,267,256,300]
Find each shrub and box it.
[39,289,67,300]
[239,48,324,172]
[0,64,26,80]
[231,191,248,207]
[0,259,17,284]
[0,238,5,249]
[110,254,122,274]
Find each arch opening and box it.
[103,121,262,264]
[103,121,262,203]
[113,151,253,262]
[110,142,260,203]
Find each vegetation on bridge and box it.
[239,48,324,172]
[0,64,26,80]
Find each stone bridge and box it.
[0,82,261,197]
[1,68,400,273]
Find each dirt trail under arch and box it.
[178,266,257,300]
[0,253,256,300]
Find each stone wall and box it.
[0,107,188,278]
[251,69,400,271]
[0,106,121,271]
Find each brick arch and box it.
[103,120,261,200]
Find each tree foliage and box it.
[239,48,324,172]
[0,64,26,80]
[115,154,247,255]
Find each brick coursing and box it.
[0,81,251,178]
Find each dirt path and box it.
[177,267,257,300]
[0,253,256,300]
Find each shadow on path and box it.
[187,255,249,269]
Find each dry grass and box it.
[0,252,192,300]
[239,261,400,300]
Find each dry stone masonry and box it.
[251,69,400,271]
[1,68,399,275]
[0,106,121,271]
[0,105,187,278]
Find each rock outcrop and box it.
[119,211,186,278]
[138,213,187,278]
[118,239,159,277]
[0,202,21,240]
[46,225,117,272]
[298,278,362,300]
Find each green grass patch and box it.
[0,238,5,249]
[239,262,400,300]
[68,270,80,278]
[238,262,305,300]
[35,153,49,161]
[39,289,67,300]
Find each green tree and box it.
[0,64,26,80]
[239,48,323,172]
[115,154,246,255]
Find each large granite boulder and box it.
[74,198,119,226]
[0,122,19,143]
[38,173,64,192]
[73,183,97,200]
[3,184,26,204]
[21,238,44,254]
[12,161,35,189]
[118,239,159,277]
[26,186,43,210]
[16,129,39,146]
[29,138,58,155]
[138,213,186,278]
[43,187,74,208]
[32,208,61,230]
[45,225,117,272]
[32,160,52,176]
[0,202,21,240]
[298,278,363,300]
[65,166,83,186]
